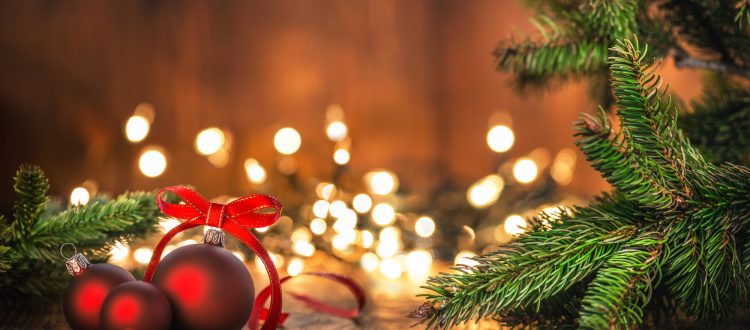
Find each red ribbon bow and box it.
[144,186,366,329]
[144,186,284,330]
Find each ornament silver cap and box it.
[61,243,90,276]
[203,228,225,247]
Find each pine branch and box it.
[11,165,49,238]
[579,230,664,329]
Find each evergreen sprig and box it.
[413,38,750,328]
[0,165,160,301]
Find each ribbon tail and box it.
[143,220,200,282]
[223,223,283,330]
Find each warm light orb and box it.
[274,127,302,155]
[333,148,350,165]
[513,158,539,184]
[371,203,396,226]
[326,121,348,141]
[70,187,90,206]
[287,257,304,276]
[364,170,398,195]
[109,242,130,263]
[310,218,327,235]
[360,252,379,271]
[195,127,225,156]
[125,115,150,143]
[467,174,505,208]
[244,158,267,184]
[454,250,478,267]
[139,148,167,177]
[504,214,528,235]
[293,240,316,257]
[352,194,373,213]
[414,216,436,238]
[406,250,433,277]
[379,258,403,279]
[487,125,514,153]
[312,200,330,218]
[328,200,348,218]
[133,247,153,265]
[360,230,374,248]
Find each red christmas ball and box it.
[100,281,172,330]
[63,263,136,330]
[152,243,254,330]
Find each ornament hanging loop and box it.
[60,242,77,259]
[60,243,90,276]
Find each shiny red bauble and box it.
[63,263,136,330]
[100,281,172,330]
[152,243,254,330]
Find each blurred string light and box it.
[287,257,304,276]
[414,216,436,238]
[454,250,478,267]
[372,203,396,226]
[467,174,504,209]
[487,125,514,153]
[326,121,348,142]
[364,170,399,195]
[70,187,90,206]
[352,194,372,213]
[504,214,527,236]
[244,158,267,185]
[360,230,375,248]
[109,242,129,263]
[406,250,433,278]
[195,127,225,156]
[333,148,350,165]
[309,218,327,235]
[274,127,301,155]
[551,148,577,185]
[139,147,167,178]
[316,183,336,200]
[124,103,155,143]
[134,247,153,265]
[360,252,379,271]
[312,200,330,218]
[232,251,246,262]
[379,258,403,279]
[513,157,538,184]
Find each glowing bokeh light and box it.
[414,216,436,238]
[504,214,528,236]
[244,158,267,184]
[513,158,538,184]
[139,148,167,178]
[372,203,396,226]
[364,170,398,195]
[326,121,348,142]
[467,174,504,208]
[70,187,90,206]
[352,194,373,213]
[487,125,514,153]
[273,127,302,155]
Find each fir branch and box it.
[579,230,664,329]
[11,165,49,238]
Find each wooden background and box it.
[0,0,701,210]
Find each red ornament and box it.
[151,231,254,330]
[100,281,172,330]
[62,245,135,330]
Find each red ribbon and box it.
[144,186,366,329]
[144,186,283,330]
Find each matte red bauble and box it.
[62,253,135,330]
[152,234,254,330]
[100,281,172,330]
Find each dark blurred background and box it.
[0,0,702,210]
